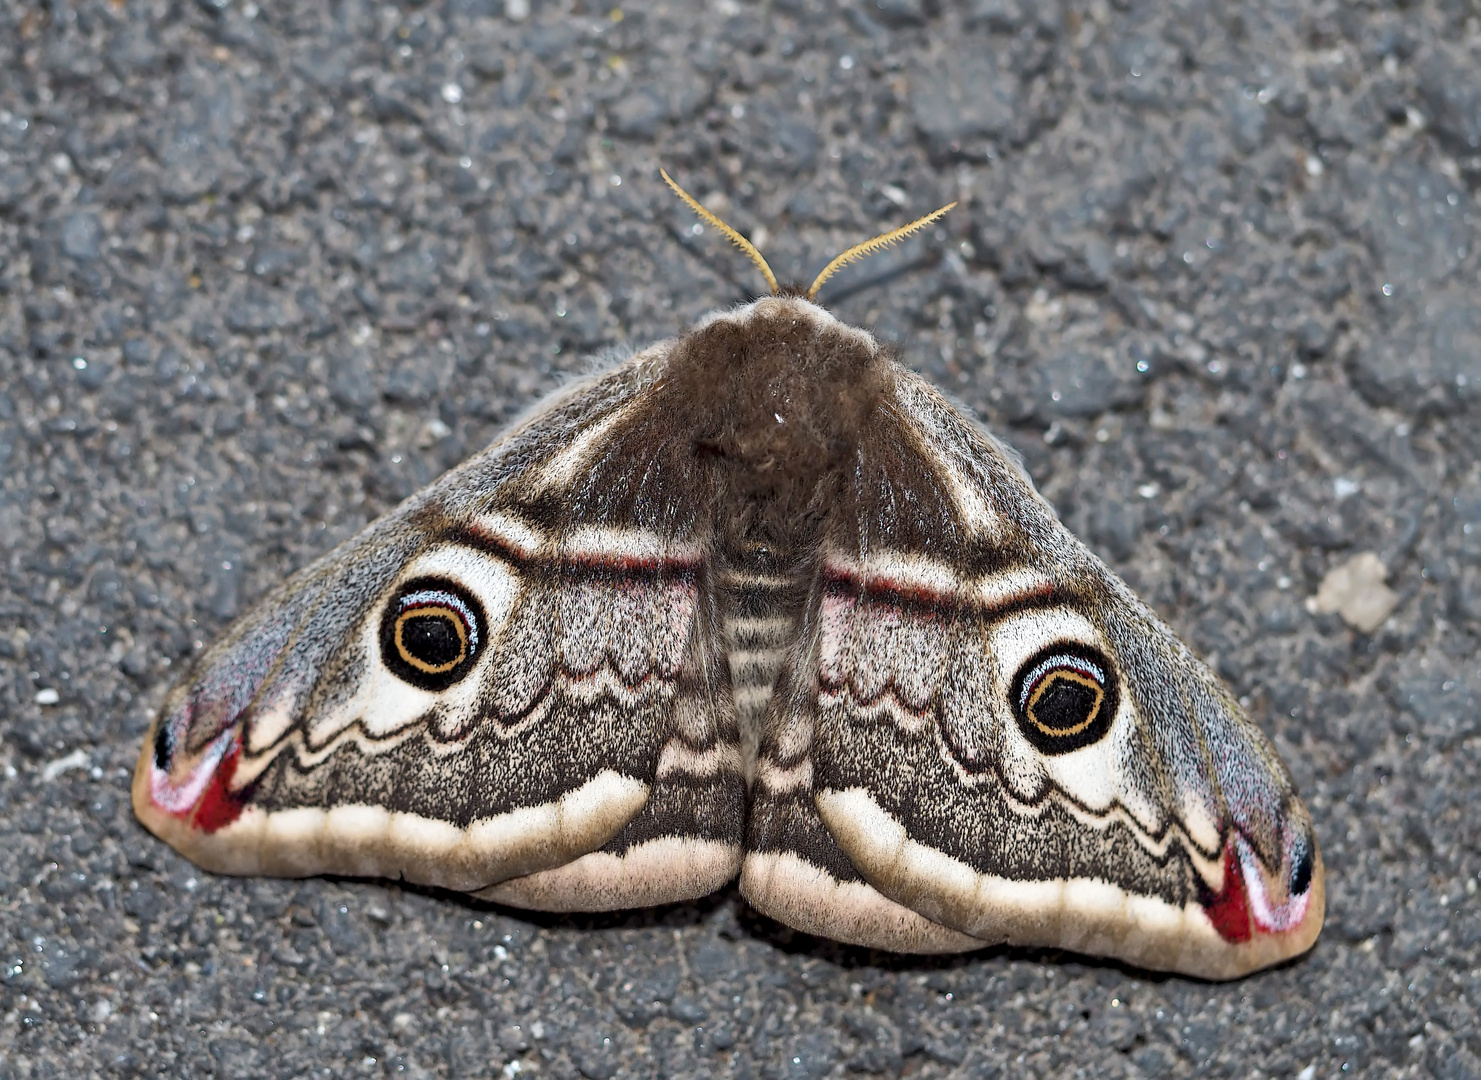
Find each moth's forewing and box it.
[134,346,745,900]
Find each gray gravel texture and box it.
[1,0,1479,1077]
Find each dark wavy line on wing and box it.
[817,672,935,718]
[243,664,683,763]
[815,680,1231,865]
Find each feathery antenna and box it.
[806,202,957,300]
[660,168,779,297]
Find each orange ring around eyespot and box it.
[1025,669,1104,738]
[393,604,468,674]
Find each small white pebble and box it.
[41,749,90,781]
[1309,552,1399,634]
[35,688,60,706]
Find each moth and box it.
[133,171,1324,979]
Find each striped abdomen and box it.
[719,565,806,781]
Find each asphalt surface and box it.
[2,1,1479,1077]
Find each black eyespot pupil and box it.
[380,578,485,691]
[1030,674,1100,733]
[401,613,463,668]
[1006,644,1120,756]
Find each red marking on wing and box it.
[189,738,248,834]
[821,563,1056,616]
[463,521,701,575]
[821,565,955,608]
[463,520,542,561]
[565,551,701,574]
[1200,842,1253,944]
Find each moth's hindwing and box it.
[133,344,746,903]
[783,367,1323,978]
[737,562,985,954]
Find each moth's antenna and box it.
[660,167,779,297]
[806,202,957,301]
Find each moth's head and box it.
[659,167,955,306]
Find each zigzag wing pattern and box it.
[779,369,1325,978]
[133,344,746,903]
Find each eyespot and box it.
[1010,644,1119,754]
[380,578,485,691]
